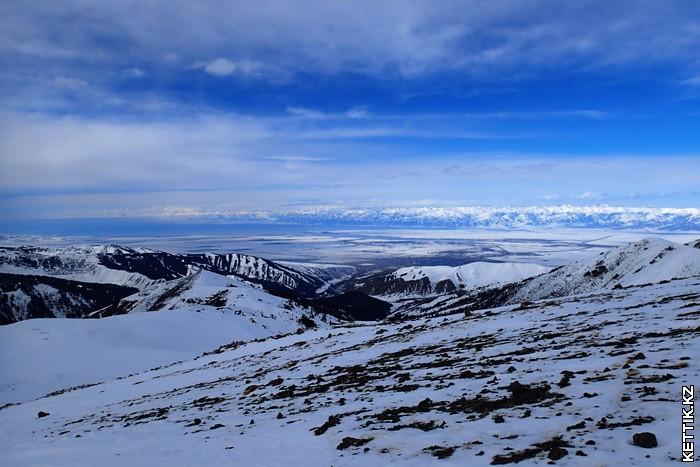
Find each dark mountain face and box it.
[310,291,392,321]
[0,273,139,325]
[97,252,188,281]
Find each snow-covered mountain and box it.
[0,245,354,296]
[502,237,700,302]
[275,205,700,230]
[1,274,696,465]
[358,262,551,298]
[383,237,700,320]
[0,245,157,289]
[0,244,357,324]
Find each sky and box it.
[0,0,699,222]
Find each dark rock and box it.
[426,446,455,459]
[547,447,568,460]
[566,421,586,431]
[632,432,657,448]
[313,414,341,436]
[37,411,50,418]
[337,437,373,450]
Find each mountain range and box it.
[195,205,700,230]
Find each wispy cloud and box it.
[2,1,699,80]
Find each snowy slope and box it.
[394,262,549,293]
[358,262,550,298]
[393,237,700,320]
[115,269,336,329]
[0,276,697,465]
[0,270,340,405]
[506,237,700,303]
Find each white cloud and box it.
[197,58,260,77]
[123,67,146,78]
[203,58,236,76]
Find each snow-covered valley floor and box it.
[1,276,698,466]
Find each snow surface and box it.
[0,310,274,405]
[0,276,697,465]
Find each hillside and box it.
[0,275,696,465]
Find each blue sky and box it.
[0,0,699,221]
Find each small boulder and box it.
[37,411,50,418]
[632,432,657,448]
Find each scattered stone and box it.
[37,411,50,418]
